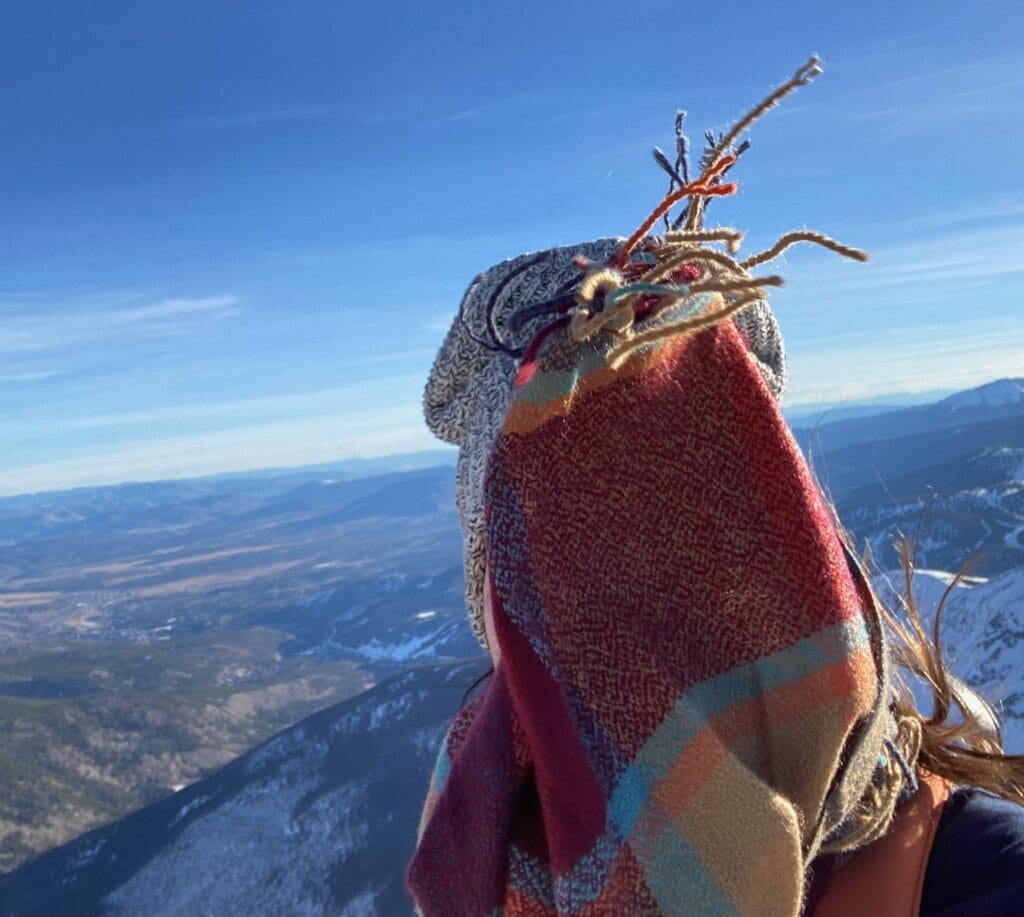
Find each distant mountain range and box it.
[0,451,456,545]
[795,379,1024,576]
[0,377,1021,913]
[791,378,1024,455]
[782,385,959,427]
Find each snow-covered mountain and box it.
[791,377,1024,456]
[942,379,1024,411]
[0,660,487,917]
[783,377,1024,578]
[875,566,1024,753]
[840,442,1024,576]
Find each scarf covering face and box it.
[407,297,888,915]
[422,239,788,651]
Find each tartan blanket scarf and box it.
[407,310,886,915]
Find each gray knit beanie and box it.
[423,237,788,649]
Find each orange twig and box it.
[615,155,738,267]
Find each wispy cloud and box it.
[860,226,1023,288]
[0,370,67,384]
[0,405,436,497]
[429,93,544,127]
[851,80,1024,128]
[0,295,240,354]
[773,217,1024,306]
[0,374,424,436]
[365,90,550,129]
[169,106,332,134]
[769,51,1024,146]
[786,317,1024,405]
[883,197,1024,234]
[445,106,486,123]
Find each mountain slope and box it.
[792,378,1024,455]
[837,443,1024,576]
[785,379,1024,579]
[876,567,1024,752]
[808,416,1024,501]
[0,659,487,917]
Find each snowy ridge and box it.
[940,379,1024,410]
[875,567,1024,752]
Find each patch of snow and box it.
[169,794,211,828]
[368,695,413,730]
[354,629,444,662]
[409,723,448,758]
[974,517,993,552]
[373,574,406,593]
[912,569,987,587]
[943,379,1024,410]
[242,733,298,776]
[70,838,106,871]
[334,603,368,624]
[104,771,371,917]
[340,891,378,915]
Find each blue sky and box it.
[2,1,1022,496]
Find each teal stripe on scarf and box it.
[632,617,868,790]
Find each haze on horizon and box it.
[2,3,1022,498]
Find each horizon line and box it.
[2,375,1019,502]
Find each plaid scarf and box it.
[407,304,889,915]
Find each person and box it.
[406,58,1024,916]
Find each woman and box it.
[407,59,1024,916]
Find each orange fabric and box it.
[813,772,952,917]
[613,154,737,265]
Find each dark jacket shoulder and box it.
[920,787,1024,916]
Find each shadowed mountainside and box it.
[0,462,471,874]
[0,660,487,917]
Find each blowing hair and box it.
[463,534,1024,808]
[868,538,1024,805]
